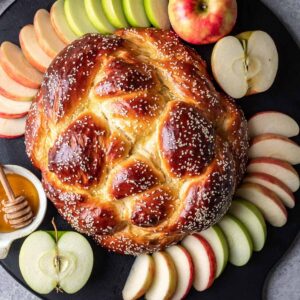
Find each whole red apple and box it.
[168,0,237,45]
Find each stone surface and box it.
[0,0,299,299]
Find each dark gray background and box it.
[0,0,299,299]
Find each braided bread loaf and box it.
[25,29,248,255]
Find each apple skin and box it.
[0,112,27,119]
[247,157,300,192]
[0,133,24,139]
[166,245,194,300]
[0,116,26,139]
[0,85,34,102]
[244,172,295,208]
[0,42,43,89]
[192,234,216,290]
[168,0,237,45]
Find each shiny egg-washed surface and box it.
[25,28,248,255]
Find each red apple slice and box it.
[247,158,299,192]
[236,182,287,227]
[0,94,31,119]
[0,64,37,102]
[248,111,299,138]
[0,116,26,138]
[50,0,78,44]
[145,251,177,300]
[20,25,52,73]
[166,245,194,300]
[249,134,300,165]
[181,234,216,292]
[244,172,295,208]
[0,42,43,89]
[34,9,66,58]
[122,254,155,300]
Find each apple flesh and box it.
[0,64,37,102]
[248,111,299,138]
[166,245,194,300]
[34,9,66,58]
[19,25,52,73]
[0,42,43,89]
[218,215,253,267]
[168,0,237,45]
[212,30,278,98]
[236,182,287,227]
[50,0,78,44]
[122,254,155,300]
[243,31,279,95]
[212,36,248,98]
[244,172,295,208]
[247,157,300,192]
[0,116,27,138]
[64,0,98,36]
[229,199,267,252]
[0,94,31,119]
[123,0,150,28]
[84,0,115,34]
[144,0,170,30]
[196,225,229,278]
[181,234,216,292]
[56,232,94,293]
[101,0,129,29]
[145,251,177,300]
[19,231,93,294]
[249,134,300,165]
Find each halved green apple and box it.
[122,0,150,27]
[84,0,116,34]
[102,0,129,29]
[19,231,93,294]
[212,31,278,98]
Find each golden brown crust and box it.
[25,29,248,255]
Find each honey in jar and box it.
[0,173,39,233]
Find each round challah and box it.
[25,29,248,255]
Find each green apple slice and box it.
[57,232,93,294]
[84,0,115,34]
[218,215,253,267]
[50,0,78,44]
[229,199,267,252]
[196,224,229,278]
[122,254,155,300]
[122,0,150,27]
[64,0,98,36]
[19,231,58,294]
[102,0,129,29]
[144,0,170,29]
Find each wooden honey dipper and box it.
[0,165,33,229]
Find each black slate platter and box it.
[0,0,300,299]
